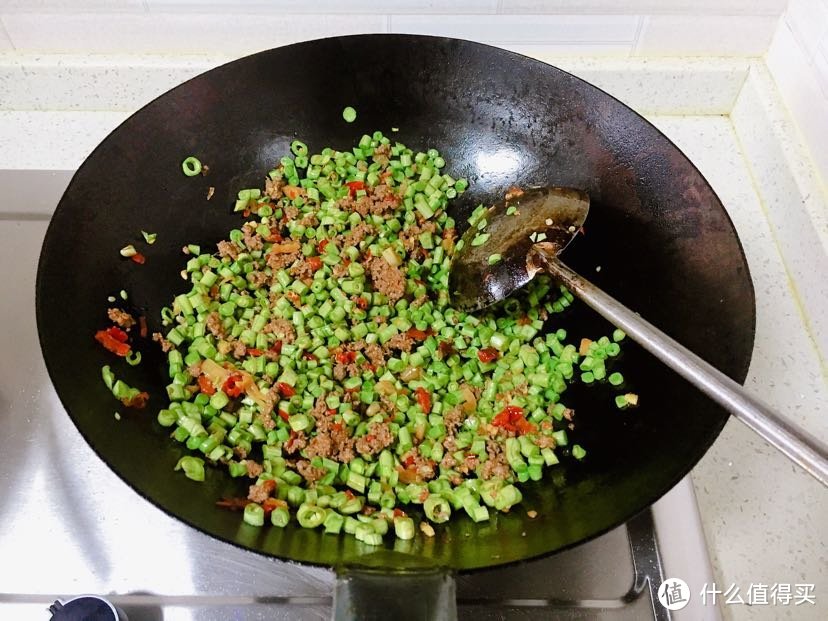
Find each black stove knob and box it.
[48,595,128,621]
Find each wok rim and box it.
[35,33,755,573]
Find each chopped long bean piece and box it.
[182,156,202,176]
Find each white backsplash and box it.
[0,0,788,57]
[766,0,828,189]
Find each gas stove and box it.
[0,170,718,621]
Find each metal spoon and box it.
[449,186,828,486]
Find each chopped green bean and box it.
[271,506,290,527]
[471,233,490,247]
[175,456,205,482]
[394,516,415,540]
[182,156,202,176]
[243,502,265,526]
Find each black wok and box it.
[36,33,754,603]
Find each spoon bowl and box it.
[449,187,589,313]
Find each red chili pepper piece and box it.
[477,347,499,363]
[95,329,131,356]
[270,340,283,355]
[222,372,244,398]
[438,340,455,358]
[414,387,431,413]
[317,239,330,253]
[262,498,286,516]
[283,186,302,200]
[406,327,432,340]
[276,382,296,397]
[335,351,357,365]
[247,348,263,356]
[303,352,318,362]
[393,508,406,518]
[354,297,369,310]
[307,256,323,272]
[491,405,522,429]
[197,375,216,396]
[106,326,129,342]
[345,180,365,197]
[130,252,146,265]
[278,409,290,422]
[514,417,536,435]
[491,405,536,435]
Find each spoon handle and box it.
[533,247,828,487]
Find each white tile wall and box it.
[498,1,787,16]
[0,13,386,54]
[0,0,790,16]
[389,14,640,45]
[0,21,12,51]
[814,41,828,98]
[766,0,828,186]
[0,2,789,57]
[783,0,828,59]
[144,1,499,13]
[0,0,145,11]
[635,15,778,56]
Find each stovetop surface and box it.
[0,171,715,621]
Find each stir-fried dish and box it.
[96,127,634,543]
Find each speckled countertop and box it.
[0,53,825,620]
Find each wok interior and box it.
[36,35,754,571]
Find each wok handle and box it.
[532,246,828,487]
[333,565,456,621]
